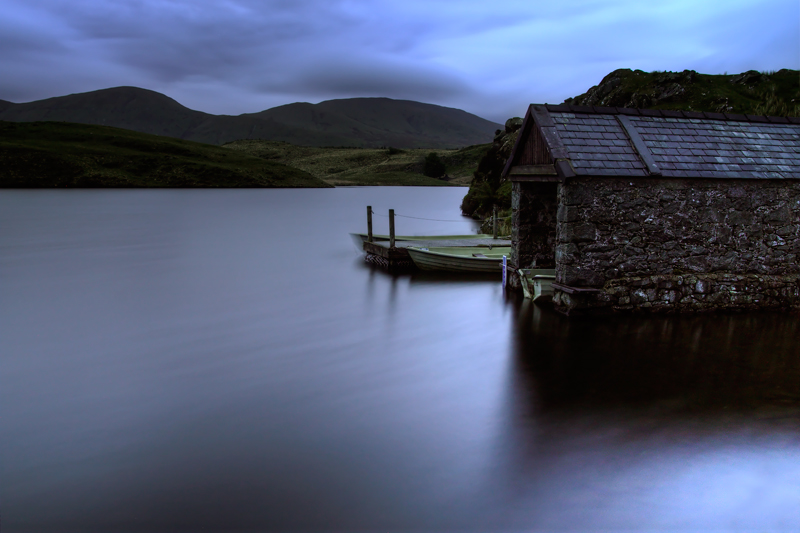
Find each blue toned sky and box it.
[1,0,798,122]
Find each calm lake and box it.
[2,187,799,531]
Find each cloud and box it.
[0,0,797,122]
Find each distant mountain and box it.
[564,68,799,116]
[0,87,501,148]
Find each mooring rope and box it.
[369,208,469,223]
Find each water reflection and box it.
[356,261,800,528]
[2,188,799,531]
[513,303,800,413]
[480,299,800,529]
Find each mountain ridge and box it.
[0,87,501,148]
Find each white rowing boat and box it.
[406,246,511,273]
[518,268,556,301]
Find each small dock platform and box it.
[363,238,511,270]
[359,205,510,270]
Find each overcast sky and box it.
[1,0,798,123]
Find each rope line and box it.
[370,209,470,223]
[395,214,466,222]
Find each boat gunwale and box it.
[407,246,511,260]
[406,246,509,273]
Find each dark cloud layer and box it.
[1,0,798,122]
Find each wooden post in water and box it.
[493,205,498,239]
[389,209,395,248]
[367,205,373,243]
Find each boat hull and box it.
[518,268,556,301]
[407,246,510,273]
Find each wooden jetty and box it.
[360,206,511,270]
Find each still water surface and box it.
[2,187,799,531]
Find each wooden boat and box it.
[406,246,511,273]
[518,268,556,301]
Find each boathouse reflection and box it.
[511,301,800,413]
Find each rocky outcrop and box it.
[729,70,762,85]
[565,68,700,109]
[564,68,798,116]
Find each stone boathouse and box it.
[504,104,800,315]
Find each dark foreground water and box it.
[2,187,799,532]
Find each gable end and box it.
[517,122,553,166]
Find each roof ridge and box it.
[539,104,799,124]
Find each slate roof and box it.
[505,104,800,180]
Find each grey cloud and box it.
[39,0,481,105]
[0,0,797,123]
[289,59,471,102]
[0,5,71,57]
[27,0,436,87]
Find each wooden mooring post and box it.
[367,205,373,243]
[389,209,395,248]
[493,205,498,239]
[362,206,413,271]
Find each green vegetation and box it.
[565,68,799,115]
[0,121,329,188]
[423,152,447,178]
[461,118,521,218]
[223,139,490,186]
[755,84,800,117]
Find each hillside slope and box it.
[244,98,500,148]
[0,87,210,138]
[0,87,501,148]
[0,121,329,188]
[224,140,490,186]
[565,68,799,116]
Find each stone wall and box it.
[551,177,800,314]
[510,181,557,288]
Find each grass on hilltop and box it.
[565,68,800,116]
[0,121,330,188]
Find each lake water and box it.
[2,187,799,532]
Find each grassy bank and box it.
[223,140,490,186]
[566,68,800,115]
[0,121,330,188]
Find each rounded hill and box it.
[0,88,501,149]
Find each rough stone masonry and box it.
[549,177,800,314]
[505,104,800,316]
